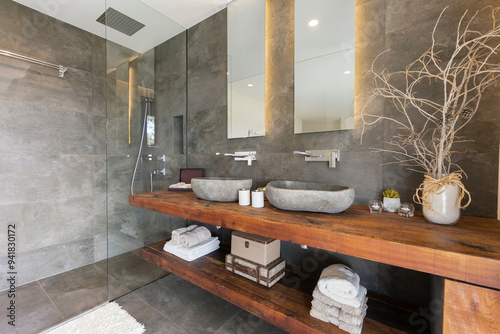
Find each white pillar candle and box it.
[251,190,264,208]
[238,189,251,206]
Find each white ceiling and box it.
[13,0,233,53]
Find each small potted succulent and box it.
[382,189,400,213]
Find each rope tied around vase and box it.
[413,172,471,213]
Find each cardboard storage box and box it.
[231,231,280,266]
[225,253,285,288]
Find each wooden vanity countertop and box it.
[129,190,500,290]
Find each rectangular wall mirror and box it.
[227,0,266,139]
[294,0,355,134]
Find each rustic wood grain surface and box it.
[130,191,500,290]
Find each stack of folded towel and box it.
[310,264,368,334]
[163,225,219,261]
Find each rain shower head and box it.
[96,8,145,36]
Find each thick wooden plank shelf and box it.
[141,241,403,334]
[130,191,500,290]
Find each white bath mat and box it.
[44,302,145,334]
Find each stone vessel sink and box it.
[191,177,252,202]
[265,181,355,213]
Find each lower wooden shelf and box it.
[141,241,405,334]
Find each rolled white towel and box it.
[171,228,186,244]
[317,264,360,303]
[316,285,367,314]
[171,225,197,245]
[334,285,367,309]
[180,226,212,247]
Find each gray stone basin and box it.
[265,181,355,213]
[191,177,252,202]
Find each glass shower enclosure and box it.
[104,0,188,300]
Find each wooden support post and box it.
[443,279,500,334]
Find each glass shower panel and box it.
[105,0,187,300]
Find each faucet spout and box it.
[293,151,325,158]
[216,152,246,158]
[216,151,257,166]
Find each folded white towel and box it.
[311,299,340,318]
[339,320,363,334]
[169,182,192,189]
[171,225,197,245]
[339,296,368,316]
[169,182,186,188]
[163,237,220,261]
[312,286,368,315]
[310,306,338,324]
[180,226,212,247]
[340,303,368,326]
[317,264,360,304]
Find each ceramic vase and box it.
[383,197,400,212]
[422,182,460,225]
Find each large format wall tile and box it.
[0,154,95,204]
[187,10,227,114]
[0,0,106,291]
[0,102,94,156]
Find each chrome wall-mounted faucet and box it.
[216,151,257,166]
[294,150,340,168]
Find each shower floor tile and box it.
[96,250,168,292]
[0,281,63,334]
[38,264,108,320]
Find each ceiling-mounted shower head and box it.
[96,8,145,36]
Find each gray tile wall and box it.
[186,0,500,308]
[0,0,106,290]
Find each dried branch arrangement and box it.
[361,6,500,180]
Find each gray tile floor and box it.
[0,250,287,334]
